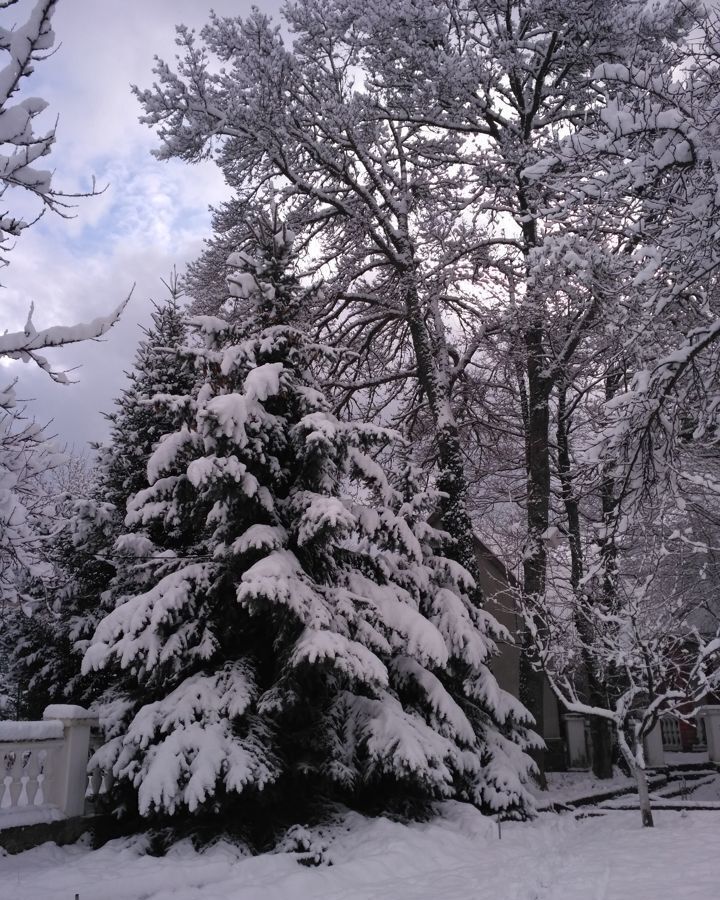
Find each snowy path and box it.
[1,805,718,900]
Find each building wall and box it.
[473,538,563,760]
[474,547,521,700]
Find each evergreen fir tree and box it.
[9,278,194,717]
[101,271,196,511]
[11,495,117,719]
[84,213,537,840]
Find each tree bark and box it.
[401,275,482,592]
[519,323,551,784]
[617,724,654,827]
[635,763,655,828]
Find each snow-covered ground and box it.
[683,775,720,801]
[536,769,638,805]
[2,802,719,900]
[665,751,710,767]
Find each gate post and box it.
[563,713,590,770]
[42,705,98,818]
[643,721,665,768]
[697,706,720,764]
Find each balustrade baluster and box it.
[25,748,41,807]
[8,751,23,808]
[36,748,47,806]
[1,751,13,810]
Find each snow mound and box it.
[2,805,719,899]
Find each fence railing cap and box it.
[0,719,64,741]
[43,704,98,725]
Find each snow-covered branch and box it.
[0,295,129,382]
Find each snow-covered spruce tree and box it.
[9,493,117,719]
[100,271,195,511]
[8,280,194,717]
[83,217,536,842]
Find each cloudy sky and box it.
[2,0,281,454]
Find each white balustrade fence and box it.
[0,705,97,830]
[660,716,683,751]
[563,712,667,770]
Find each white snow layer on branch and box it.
[94,664,279,815]
[0,1,58,227]
[0,297,128,357]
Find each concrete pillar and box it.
[563,713,590,770]
[698,705,720,764]
[43,704,98,818]
[643,721,665,768]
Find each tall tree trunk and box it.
[598,372,622,611]
[594,372,625,772]
[402,275,480,591]
[557,384,613,779]
[519,324,551,784]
